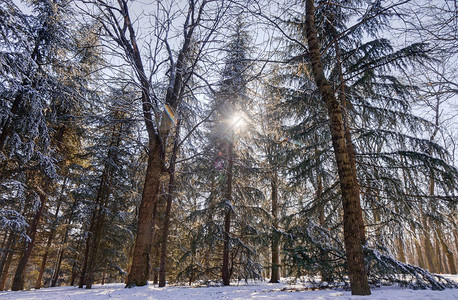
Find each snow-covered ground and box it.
[1,279,457,300]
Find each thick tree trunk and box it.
[304,0,370,295]
[126,136,163,287]
[222,138,234,286]
[12,191,47,291]
[269,172,280,283]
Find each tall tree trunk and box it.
[434,236,443,273]
[126,126,163,287]
[396,237,406,263]
[269,171,280,283]
[79,220,94,288]
[51,200,77,287]
[35,178,67,289]
[316,164,332,283]
[0,234,17,291]
[222,136,234,286]
[85,208,106,289]
[159,121,181,287]
[304,0,370,295]
[334,39,366,245]
[12,190,47,291]
[421,213,436,272]
[0,232,14,278]
[438,230,457,274]
[123,0,200,285]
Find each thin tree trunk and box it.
[304,0,370,295]
[422,215,436,272]
[269,171,280,283]
[0,234,17,291]
[51,203,76,287]
[334,39,366,245]
[12,190,47,291]
[434,236,443,273]
[222,135,234,286]
[34,233,53,289]
[396,237,406,263]
[159,121,181,287]
[35,178,67,289]
[0,232,14,279]
[437,230,456,274]
[79,207,98,288]
[410,223,426,268]
[85,208,106,289]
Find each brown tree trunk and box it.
[0,232,15,278]
[422,218,436,272]
[304,0,370,295]
[334,39,366,245]
[396,237,406,263]
[438,230,456,274]
[112,0,202,288]
[316,164,332,283]
[269,171,280,283]
[222,136,234,286]
[0,234,17,291]
[34,233,53,289]
[434,236,443,273]
[79,218,94,288]
[85,207,106,289]
[51,200,77,287]
[413,237,424,267]
[159,121,181,287]
[12,190,47,291]
[35,178,67,289]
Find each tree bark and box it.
[334,40,366,245]
[126,136,163,287]
[159,121,181,287]
[35,178,67,289]
[438,230,456,274]
[0,234,17,291]
[269,171,280,283]
[222,136,234,286]
[79,215,95,288]
[12,190,47,291]
[51,199,77,287]
[304,0,370,295]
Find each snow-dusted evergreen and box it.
[0,0,457,297]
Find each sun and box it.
[229,114,244,129]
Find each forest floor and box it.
[1,276,457,299]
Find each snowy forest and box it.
[0,0,457,298]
